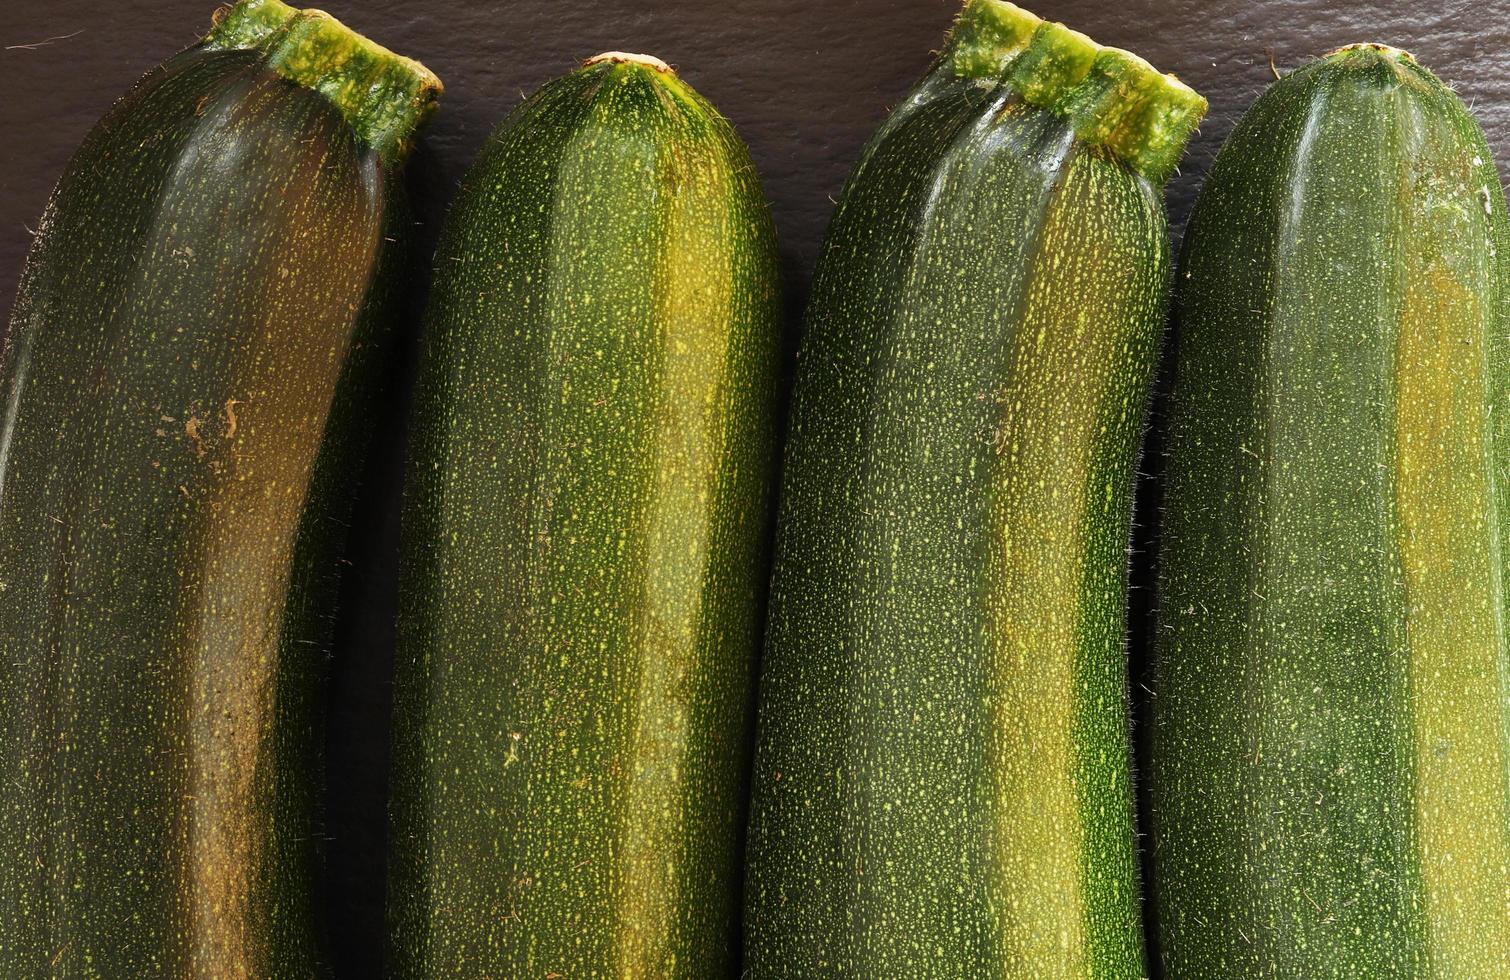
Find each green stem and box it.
[946,0,1206,185]
[204,0,442,164]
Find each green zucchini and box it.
[0,2,438,975]
[386,52,782,977]
[1149,45,1510,977]
[742,2,1203,976]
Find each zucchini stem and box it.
[584,51,674,73]
[945,0,1206,185]
[204,0,442,164]
[1325,41,1417,62]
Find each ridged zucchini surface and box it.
[742,2,1204,976]
[1149,44,1510,978]
[387,52,781,978]
[0,2,438,975]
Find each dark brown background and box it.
[1,0,1507,975]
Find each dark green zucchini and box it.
[742,1,1203,976]
[1149,44,1510,978]
[0,1,438,975]
[386,52,782,977]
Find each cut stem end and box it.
[1325,42,1417,62]
[584,51,674,73]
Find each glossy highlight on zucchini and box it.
[1149,44,1510,978]
[386,52,782,977]
[742,1,1204,976]
[0,1,439,975]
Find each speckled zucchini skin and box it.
[0,3,436,976]
[742,4,1198,976]
[1149,46,1510,978]
[386,56,781,978]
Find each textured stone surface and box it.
[1,1,1507,976]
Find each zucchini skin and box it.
[386,57,781,977]
[1149,47,1510,978]
[0,12,433,976]
[742,26,1179,980]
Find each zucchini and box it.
[0,2,438,975]
[1148,45,1510,977]
[742,2,1203,976]
[386,52,782,977]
